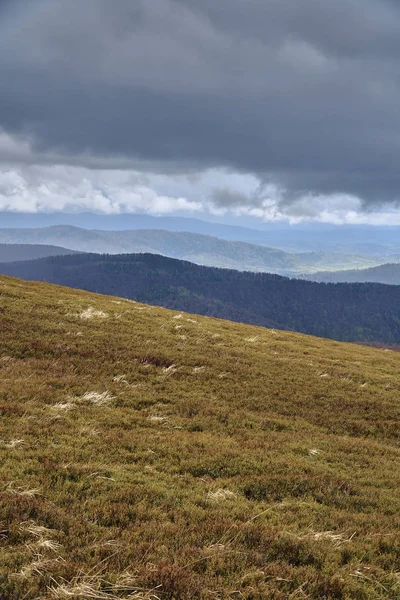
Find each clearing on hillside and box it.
[0,275,399,599]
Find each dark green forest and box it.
[2,252,400,344]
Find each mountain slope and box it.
[2,252,400,344]
[0,243,77,262]
[0,225,386,275]
[306,262,400,285]
[1,275,400,599]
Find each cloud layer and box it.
[2,161,400,226]
[1,0,400,220]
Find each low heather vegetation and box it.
[1,275,400,598]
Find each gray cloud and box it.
[1,0,400,212]
[212,189,251,209]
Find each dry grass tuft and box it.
[48,573,158,599]
[74,391,116,406]
[148,415,168,424]
[79,307,109,320]
[308,448,322,456]
[51,402,76,412]
[5,483,41,497]
[307,530,356,547]
[20,522,57,539]
[161,364,177,375]
[1,438,26,449]
[17,556,62,580]
[207,489,237,502]
[35,539,63,552]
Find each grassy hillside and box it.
[1,275,400,599]
[2,252,400,345]
[0,226,386,275]
[0,243,77,263]
[306,263,400,285]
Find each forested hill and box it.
[306,263,400,285]
[2,252,400,345]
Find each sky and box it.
[1,0,400,225]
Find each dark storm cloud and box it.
[1,0,400,205]
[212,189,251,209]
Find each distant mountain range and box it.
[0,226,390,275]
[1,211,400,255]
[0,243,77,263]
[306,263,400,285]
[1,212,274,242]
[2,252,400,344]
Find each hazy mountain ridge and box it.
[2,252,400,344]
[0,243,78,263]
[0,225,389,275]
[305,262,400,285]
[1,212,400,256]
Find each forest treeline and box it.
[2,252,400,344]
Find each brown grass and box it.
[1,274,400,599]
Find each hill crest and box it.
[2,251,400,345]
